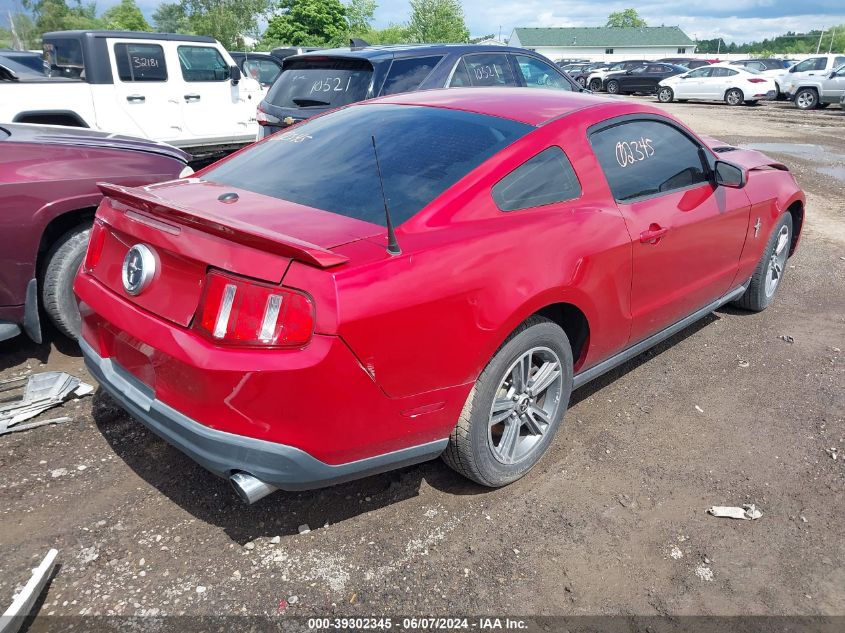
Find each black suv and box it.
[257,43,585,138]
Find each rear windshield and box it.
[43,38,84,79]
[204,105,531,226]
[266,58,373,109]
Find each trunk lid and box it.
[89,179,380,327]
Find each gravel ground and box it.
[1,98,843,627]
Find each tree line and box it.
[1,0,470,50]
[696,27,845,56]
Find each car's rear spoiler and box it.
[98,183,349,269]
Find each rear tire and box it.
[725,88,744,106]
[732,212,793,312]
[657,86,674,103]
[794,88,818,110]
[745,100,759,106]
[442,317,573,487]
[41,224,91,339]
[589,78,602,91]
[606,79,620,95]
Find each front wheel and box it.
[725,88,744,106]
[794,88,818,110]
[732,212,793,312]
[589,78,602,91]
[576,76,586,88]
[657,86,674,103]
[442,317,573,487]
[606,80,620,95]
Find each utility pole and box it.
[828,28,836,54]
[816,30,825,53]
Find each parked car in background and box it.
[257,44,585,138]
[657,63,777,105]
[781,53,845,106]
[270,46,323,61]
[0,50,45,75]
[587,60,648,91]
[0,31,263,159]
[567,62,609,88]
[76,88,804,503]
[784,61,845,110]
[604,63,687,95]
[229,51,283,89]
[728,58,793,96]
[657,57,711,69]
[0,123,190,343]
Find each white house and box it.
[509,26,697,61]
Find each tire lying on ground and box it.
[41,224,91,339]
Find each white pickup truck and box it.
[0,30,262,158]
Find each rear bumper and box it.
[81,338,447,490]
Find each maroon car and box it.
[0,123,190,343]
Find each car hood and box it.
[0,122,191,163]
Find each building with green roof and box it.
[509,26,696,61]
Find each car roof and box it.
[43,30,216,43]
[365,87,624,127]
[290,43,546,62]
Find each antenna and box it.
[371,136,401,256]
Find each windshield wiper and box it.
[291,97,332,107]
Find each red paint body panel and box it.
[74,89,805,470]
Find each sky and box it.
[2,0,845,45]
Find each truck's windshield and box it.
[43,39,84,79]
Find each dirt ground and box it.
[1,98,843,626]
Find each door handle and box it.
[184,94,201,102]
[640,223,669,244]
[126,94,145,103]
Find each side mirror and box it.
[788,66,796,73]
[714,160,746,188]
[229,65,241,84]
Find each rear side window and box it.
[462,53,516,87]
[513,55,572,90]
[449,58,471,86]
[242,58,282,86]
[492,147,581,211]
[43,38,84,79]
[178,46,228,82]
[835,56,845,68]
[114,43,167,82]
[204,105,530,226]
[687,68,712,78]
[712,67,738,77]
[381,56,442,95]
[590,119,709,202]
[267,58,373,109]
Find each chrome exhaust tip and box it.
[230,471,278,504]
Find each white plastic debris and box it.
[0,549,58,633]
[707,504,762,520]
[0,372,92,435]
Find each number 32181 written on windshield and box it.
[310,77,353,94]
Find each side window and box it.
[793,57,823,72]
[449,58,471,87]
[687,68,712,78]
[712,67,738,77]
[382,56,443,95]
[462,53,516,87]
[242,58,281,85]
[748,62,765,72]
[177,45,228,82]
[590,119,709,202]
[645,65,663,73]
[834,56,845,69]
[114,43,167,82]
[513,55,572,90]
[492,147,581,211]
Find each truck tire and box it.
[794,88,818,110]
[442,317,573,487]
[42,224,91,339]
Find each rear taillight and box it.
[747,78,767,83]
[195,270,314,348]
[256,104,281,126]
[83,219,107,272]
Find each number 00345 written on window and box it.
[615,137,654,168]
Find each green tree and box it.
[345,0,375,36]
[183,0,272,48]
[407,0,469,43]
[605,8,647,28]
[102,0,151,31]
[152,2,191,33]
[23,0,102,35]
[357,23,411,44]
[7,11,40,48]
[262,0,347,47]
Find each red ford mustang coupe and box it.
[74,89,804,504]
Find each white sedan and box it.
[656,64,778,106]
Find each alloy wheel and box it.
[487,346,563,465]
[765,225,790,297]
[796,90,816,109]
[658,87,673,103]
[726,89,742,105]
